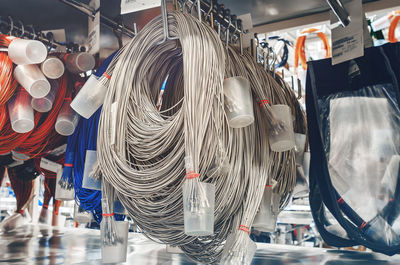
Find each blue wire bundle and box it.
[62,51,124,223]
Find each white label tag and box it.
[121,0,161,15]
[110,102,118,146]
[331,0,363,65]
[42,29,66,52]
[49,144,67,157]
[238,13,253,31]
[40,158,62,173]
[88,0,100,55]
[8,159,24,168]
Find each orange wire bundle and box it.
[294,28,331,71]
[0,52,17,106]
[16,75,70,158]
[0,34,17,105]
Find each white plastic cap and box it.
[65,53,96,74]
[14,64,51,99]
[55,101,79,136]
[7,90,35,133]
[101,221,129,263]
[70,75,107,119]
[41,57,65,79]
[223,77,254,128]
[182,182,215,236]
[8,39,47,65]
[31,79,58,112]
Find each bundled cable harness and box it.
[95,11,305,263]
[60,52,124,223]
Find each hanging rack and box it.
[0,16,60,50]
[59,0,136,38]
[177,0,243,44]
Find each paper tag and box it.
[49,144,67,157]
[8,159,24,168]
[42,29,66,52]
[270,179,278,190]
[238,13,253,31]
[11,150,30,161]
[121,0,160,15]
[110,102,118,145]
[330,0,363,65]
[40,158,62,173]
[88,0,100,55]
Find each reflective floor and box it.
[1,224,400,264]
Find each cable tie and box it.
[63,53,70,62]
[337,197,344,204]
[259,99,270,108]
[360,221,368,229]
[238,224,250,234]
[64,163,73,167]
[185,171,200,179]
[103,73,111,80]
[102,213,114,217]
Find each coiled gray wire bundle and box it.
[96,11,306,263]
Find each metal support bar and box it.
[326,0,351,27]
[59,0,136,38]
[0,17,59,49]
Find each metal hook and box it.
[189,0,196,13]
[7,16,14,36]
[158,0,178,45]
[26,25,36,40]
[205,0,213,23]
[197,0,201,22]
[17,20,24,38]
[263,50,267,70]
[269,47,277,71]
[226,16,231,47]
[181,0,189,12]
[297,78,302,99]
[239,32,243,55]
[216,21,221,39]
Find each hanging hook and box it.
[17,20,24,38]
[216,21,221,39]
[297,78,302,99]
[45,31,54,52]
[26,25,36,40]
[7,16,14,36]
[158,0,178,45]
[205,0,213,24]
[238,19,243,55]
[225,14,231,47]
[181,0,189,12]
[197,0,201,22]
